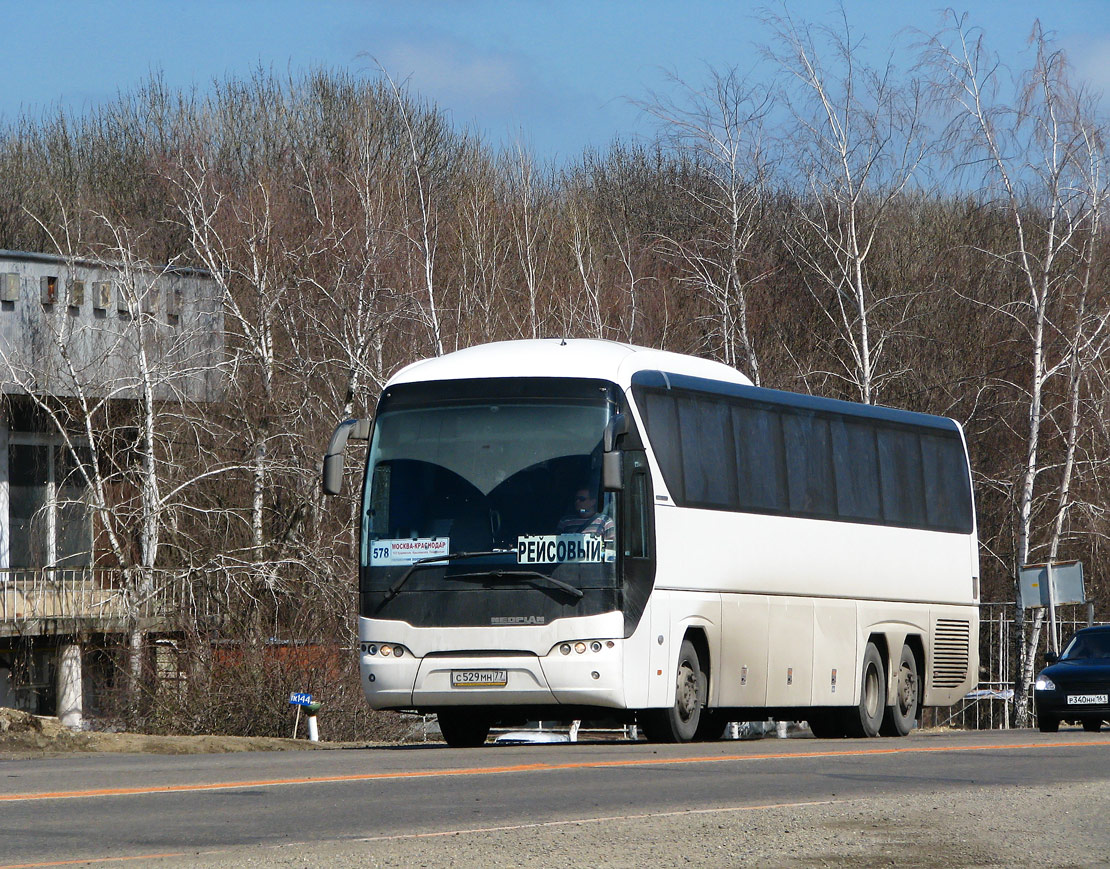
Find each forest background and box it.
[1,13,1106,737]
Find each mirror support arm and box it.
[322,417,371,495]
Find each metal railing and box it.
[0,567,202,630]
[938,601,1104,730]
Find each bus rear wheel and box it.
[437,710,491,747]
[880,644,919,737]
[640,638,706,743]
[845,642,886,738]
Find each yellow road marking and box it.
[1,738,1107,803]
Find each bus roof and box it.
[386,338,754,391]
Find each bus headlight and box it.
[553,640,615,656]
[362,642,410,658]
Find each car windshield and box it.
[361,378,617,584]
[1060,631,1110,660]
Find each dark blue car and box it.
[1033,624,1110,733]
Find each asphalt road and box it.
[2,728,1109,867]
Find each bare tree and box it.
[642,67,773,380]
[929,15,1105,724]
[377,67,456,357]
[505,142,553,340]
[768,7,928,403]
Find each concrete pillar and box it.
[0,406,9,569]
[56,643,82,729]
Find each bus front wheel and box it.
[845,642,886,738]
[437,710,491,747]
[640,638,706,743]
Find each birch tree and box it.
[642,68,772,379]
[505,143,552,340]
[929,16,1103,724]
[768,9,928,403]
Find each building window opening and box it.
[7,437,92,569]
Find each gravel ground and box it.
[144,780,1109,868]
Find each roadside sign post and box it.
[1018,561,1085,656]
[1046,562,1058,654]
[289,692,318,741]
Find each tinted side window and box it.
[921,433,972,531]
[634,382,972,534]
[679,395,738,509]
[831,417,882,522]
[641,392,684,501]
[877,427,926,526]
[782,411,836,517]
[733,403,788,512]
[622,454,650,559]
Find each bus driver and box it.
[557,486,615,540]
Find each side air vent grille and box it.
[932,619,971,689]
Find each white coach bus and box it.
[323,339,979,746]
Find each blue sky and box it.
[2,1,1109,164]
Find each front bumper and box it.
[359,642,626,710]
[1034,689,1110,722]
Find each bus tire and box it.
[437,710,491,747]
[845,642,886,738]
[694,709,729,741]
[880,644,919,737]
[640,638,706,743]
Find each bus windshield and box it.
[361,378,618,599]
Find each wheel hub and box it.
[677,663,698,722]
[896,664,917,713]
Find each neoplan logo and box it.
[491,616,546,625]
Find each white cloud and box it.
[1064,34,1110,105]
[378,40,525,109]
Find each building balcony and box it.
[0,568,210,637]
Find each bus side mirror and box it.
[322,417,371,495]
[602,450,624,492]
[602,414,629,492]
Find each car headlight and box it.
[1034,673,1056,691]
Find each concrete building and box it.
[0,249,222,725]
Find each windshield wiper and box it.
[448,569,585,600]
[382,550,510,601]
